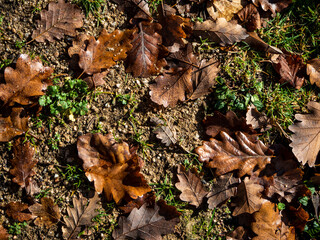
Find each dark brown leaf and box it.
[226,226,247,240]
[286,205,309,231]
[151,117,177,146]
[196,131,273,177]
[244,32,283,54]
[77,133,150,204]
[62,193,100,240]
[246,104,271,131]
[6,202,33,222]
[252,0,292,17]
[32,0,84,42]
[119,192,156,214]
[0,225,8,240]
[307,58,320,88]
[175,165,208,207]
[237,4,261,31]
[29,197,61,227]
[207,173,239,209]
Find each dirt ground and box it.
[0,0,235,239]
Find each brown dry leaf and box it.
[193,18,248,46]
[196,131,273,177]
[289,101,320,167]
[203,111,256,138]
[32,0,84,42]
[271,52,306,89]
[246,104,271,131]
[252,0,292,17]
[252,201,295,240]
[286,205,309,231]
[232,176,265,216]
[83,71,108,89]
[0,225,8,240]
[126,21,167,77]
[207,173,239,209]
[131,0,151,17]
[112,203,179,239]
[237,4,261,31]
[150,117,177,146]
[312,193,319,220]
[62,193,100,240]
[29,197,60,227]
[77,133,150,204]
[307,58,320,87]
[78,29,134,75]
[175,165,208,207]
[0,54,53,107]
[119,192,155,214]
[10,138,37,190]
[226,226,247,240]
[0,107,29,142]
[244,32,283,54]
[207,0,243,21]
[6,202,33,222]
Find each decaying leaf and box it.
[112,203,179,239]
[246,104,271,131]
[77,133,150,204]
[207,173,239,209]
[119,192,155,214]
[289,101,320,167]
[252,201,295,240]
[307,58,320,88]
[126,21,166,77]
[175,165,208,207]
[0,225,8,240]
[0,54,53,107]
[271,52,306,89]
[196,131,273,177]
[32,0,84,42]
[286,205,309,231]
[226,226,247,240]
[130,0,151,17]
[252,0,292,17]
[193,18,248,46]
[151,117,177,146]
[312,192,319,221]
[244,32,283,54]
[232,176,265,216]
[62,193,100,240]
[29,197,61,227]
[207,0,243,21]
[6,202,33,222]
[237,4,261,31]
[78,29,134,75]
[10,138,37,190]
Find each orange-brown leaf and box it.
[6,202,33,222]
[32,0,84,42]
[237,4,261,31]
[0,225,8,240]
[0,54,53,107]
[286,205,309,231]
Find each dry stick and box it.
[77,70,85,80]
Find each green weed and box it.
[48,133,60,150]
[147,0,162,15]
[0,58,12,69]
[35,188,51,199]
[74,0,104,16]
[59,164,86,188]
[8,222,28,235]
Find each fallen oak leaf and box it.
[285,205,309,231]
[151,117,177,146]
[252,0,292,17]
[307,58,320,88]
[6,202,33,222]
[119,192,155,214]
[31,0,84,42]
[237,4,261,32]
[246,104,271,132]
[207,0,243,21]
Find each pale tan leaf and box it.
[246,104,271,131]
[252,0,292,17]
[207,0,243,21]
[151,117,177,146]
[307,58,320,88]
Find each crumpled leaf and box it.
[286,205,309,231]
[232,176,265,216]
[207,173,239,209]
[62,193,100,240]
[29,197,61,228]
[126,21,167,77]
[6,202,33,222]
[10,138,37,190]
[237,4,261,32]
[119,192,155,214]
[77,133,150,204]
[0,107,29,142]
[246,104,271,131]
[312,192,319,221]
[0,54,53,107]
[32,0,84,42]
[207,0,243,21]
[289,101,320,167]
[307,58,320,88]
[196,131,273,177]
[77,29,134,75]
[193,18,248,46]
[151,117,177,146]
[271,52,306,89]
[112,202,179,239]
[175,165,208,207]
[0,225,8,240]
[252,201,295,240]
[252,0,292,17]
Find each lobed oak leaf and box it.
[271,52,306,89]
[6,202,33,222]
[207,173,240,209]
[77,133,150,204]
[175,165,208,207]
[151,117,177,146]
[126,21,167,77]
[252,0,292,17]
[232,176,265,216]
[196,131,273,177]
[193,18,248,46]
[252,201,295,240]
[10,138,37,190]
[29,197,61,228]
[246,104,271,132]
[289,101,320,167]
[207,0,243,21]
[62,193,100,240]
[0,54,53,107]
[112,203,179,240]
[0,225,8,240]
[307,58,320,88]
[78,29,134,75]
[32,0,84,42]
[237,4,261,32]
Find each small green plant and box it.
[35,188,51,199]
[48,133,60,150]
[8,222,28,235]
[59,164,86,188]
[0,15,4,25]
[113,93,137,106]
[277,202,286,210]
[0,58,12,69]
[15,40,26,49]
[74,0,104,16]
[147,0,162,15]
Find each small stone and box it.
[116,83,121,88]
